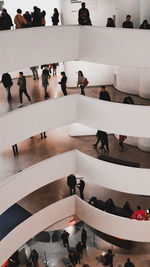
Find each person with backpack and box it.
[77,70,88,96]
[78,2,92,25]
[1,73,13,101]
[14,9,27,29]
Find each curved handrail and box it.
[0,195,150,265]
[1,26,150,76]
[1,150,150,216]
[0,95,150,152]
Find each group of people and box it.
[67,174,85,200]
[107,15,150,29]
[89,195,149,221]
[61,228,87,266]
[0,7,59,30]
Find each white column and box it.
[113,66,139,95]
[140,0,150,23]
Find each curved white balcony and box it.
[1,26,150,75]
[0,195,150,265]
[0,95,150,152]
[1,150,150,216]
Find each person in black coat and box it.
[105,199,116,214]
[99,86,111,101]
[124,258,135,267]
[104,249,114,267]
[51,8,59,25]
[76,241,84,263]
[17,72,31,105]
[61,230,70,250]
[0,9,13,30]
[93,130,109,152]
[140,20,150,29]
[23,11,32,27]
[1,73,13,101]
[59,71,67,96]
[77,179,85,200]
[78,2,92,25]
[32,6,42,27]
[69,250,79,266]
[122,15,133,28]
[123,201,133,218]
[81,228,87,248]
[29,250,39,267]
[67,174,77,195]
[123,96,134,104]
[106,17,115,27]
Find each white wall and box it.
[64,61,113,87]
[3,0,61,27]
[140,0,150,23]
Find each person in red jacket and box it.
[131,206,147,221]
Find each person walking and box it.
[30,66,39,80]
[78,2,92,25]
[59,71,67,96]
[81,228,87,248]
[17,72,31,105]
[77,71,86,96]
[61,230,70,250]
[1,73,13,101]
[77,179,85,200]
[51,8,59,25]
[42,68,49,98]
[76,241,84,263]
[93,130,109,152]
[67,174,77,195]
[14,9,27,29]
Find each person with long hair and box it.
[77,70,86,95]
[51,8,59,25]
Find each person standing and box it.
[77,71,86,96]
[61,230,70,250]
[31,6,42,27]
[17,72,31,105]
[0,9,13,30]
[67,174,77,195]
[52,63,57,75]
[40,132,47,139]
[77,179,85,200]
[119,135,127,150]
[29,250,39,267]
[99,86,111,101]
[42,68,49,98]
[76,241,84,263]
[78,2,92,25]
[122,15,133,28]
[30,66,39,80]
[41,10,46,26]
[124,258,135,267]
[59,71,67,96]
[51,8,59,25]
[81,228,87,248]
[106,17,115,27]
[14,9,27,29]
[12,144,18,156]
[1,73,13,101]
